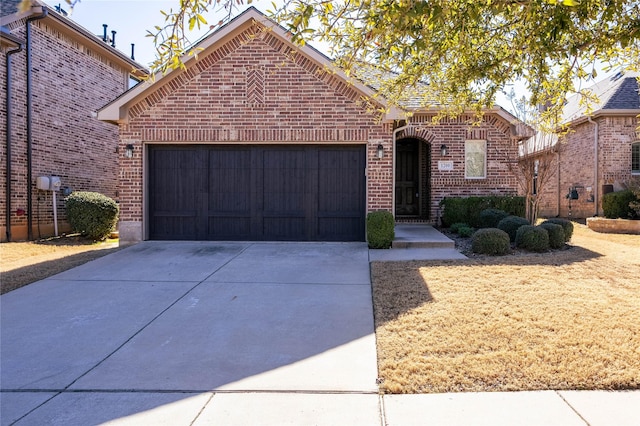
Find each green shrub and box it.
[541,218,574,242]
[515,225,550,252]
[449,222,469,233]
[458,226,475,237]
[627,179,640,216]
[497,215,530,242]
[478,208,509,228]
[367,210,395,249]
[65,191,119,241]
[471,228,511,255]
[539,223,565,249]
[440,196,525,228]
[602,189,638,219]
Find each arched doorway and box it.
[395,137,431,219]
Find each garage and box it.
[148,145,366,241]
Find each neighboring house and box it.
[536,71,640,219]
[0,0,145,241]
[98,7,531,243]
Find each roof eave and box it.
[0,26,24,47]
[1,4,147,77]
[561,108,640,129]
[399,105,534,140]
[41,5,148,76]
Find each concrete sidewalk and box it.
[3,388,639,425]
[2,240,638,425]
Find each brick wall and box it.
[396,114,519,224]
[537,115,639,219]
[1,17,130,241]
[116,23,519,240]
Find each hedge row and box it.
[440,196,525,227]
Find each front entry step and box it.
[392,224,455,249]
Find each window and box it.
[633,142,640,175]
[465,140,487,179]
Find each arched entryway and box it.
[395,137,432,220]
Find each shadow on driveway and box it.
[1,241,377,424]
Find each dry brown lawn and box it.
[0,235,120,294]
[372,222,640,394]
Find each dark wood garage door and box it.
[148,145,365,241]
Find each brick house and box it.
[1,0,145,241]
[536,71,640,219]
[98,7,530,243]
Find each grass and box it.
[372,222,640,393]
[0,235,120,294]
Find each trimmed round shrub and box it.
[65,191,119,241]
[515,225,550,252]
[478,208,509,229]
[367,210,395,249]
[471,228,511,255]
[539,223,565,249]
[450,222,469,233]
[497,215,530,242]
[541,218,574,242]
[458,226,475,238]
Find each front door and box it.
[395,140,419,216]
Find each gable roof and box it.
[97,6,530,140]
[98,7,395,124]
[0,0,146,77]
[563,70,640,125]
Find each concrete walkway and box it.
[2,239,639,425]
[370,224,466,261]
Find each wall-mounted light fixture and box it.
[440,144,448,156]
[377,144,384,159]
[125,144,134,158]
[567,187,579,200]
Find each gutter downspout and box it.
[5,41,24,242]
[587,116,599,216]
[26,7,48,240]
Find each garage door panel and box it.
[148,145,365,241]
[317,148,365,241]
[262,149,306,215]
[208,149,252,214]
[152,216,198,240]
[318,217,362,241]
[263,217,306,241]
[149,148,205,240]
[207,216,252,240]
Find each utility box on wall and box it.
[36,176,50,190]
[35,176,63,237]
[36,176,62,191]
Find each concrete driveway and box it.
[1,242,379,425]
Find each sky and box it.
[42,0,617,113]
[42,0,254,67]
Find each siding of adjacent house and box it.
[540,115,639,219]
[1,13,137,241]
